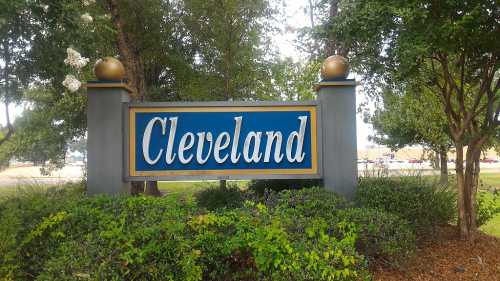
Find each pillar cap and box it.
[314,79,358,91]
[320,55,349,80]
[85,81,134,93]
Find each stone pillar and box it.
[86,82,131,195]
[86,57,131,195]
[317,56,358,199]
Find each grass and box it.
[158,180,248,199]
[480,214,500,237]
[478,173,500,190]
[0,183,63,199]
[421,173,500,191]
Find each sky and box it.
[0,0,376,149]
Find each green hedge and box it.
[194,186,245,211]
[1,186,372,281]
[268,188,415,268]
[0,184,84,280]
[2,179,458,280]
[355,177,456,235]
[333,208,415,267]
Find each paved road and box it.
[0,165,83,189]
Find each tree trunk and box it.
[130,181,144,195]
[325,0,338,56]
[308,0,315,28]
[455,143,469,238]
[145,180,162,196]
[220,179,227,190]
[456,139,485,240]
[106,0,145,99]
[106,0,159,196]
[439,146,448,185]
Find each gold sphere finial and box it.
[320,55,349,80]
[94,57,126,81]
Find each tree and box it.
[104,0,167,195]
[370,87,453,184]
[1,0,281,194]
[0,0,112,170]
[182,0,276,189]
[0,0,33,146]
[297,0,349,59]
[267,58,320,101]
[329,0,499,239]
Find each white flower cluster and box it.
[62,75,82,93]
[82,0,96,6]
[64,47,89,69]
[81,13,93,24]
[41,4,49,13]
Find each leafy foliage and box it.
[1,185,372,281]
[248,179,322,195]
[476,191,500,227]
[356,177,456,235]
[1,181,464,280]
[271,186,348,217]
[0,184,84,279]
[194,185,245,211]
[189,204,368,281]
[333,208,416,268]
[269,187,415,268]
[370,88,452,152]
[6,191,202,281]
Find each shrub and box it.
[273,186,348,217]
[263,188,413,268]
[189,203,370,281]
[248,179,321,195]
[194,185,245,211]
[476,191,500,226]
[1,185,371,281]
[333,208,416,267]
[18,195,202,281]
[0,183,83,280]
[355,177,456,235]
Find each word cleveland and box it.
[142,116,309,165]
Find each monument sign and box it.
[86,55,358,198]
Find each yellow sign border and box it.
[129,106,318,177]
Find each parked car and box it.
[480,158,498,163]
[408,159,423,164]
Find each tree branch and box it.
[439,53,464,115]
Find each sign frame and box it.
[124,101,323,181]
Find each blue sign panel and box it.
[128,105,318,178]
